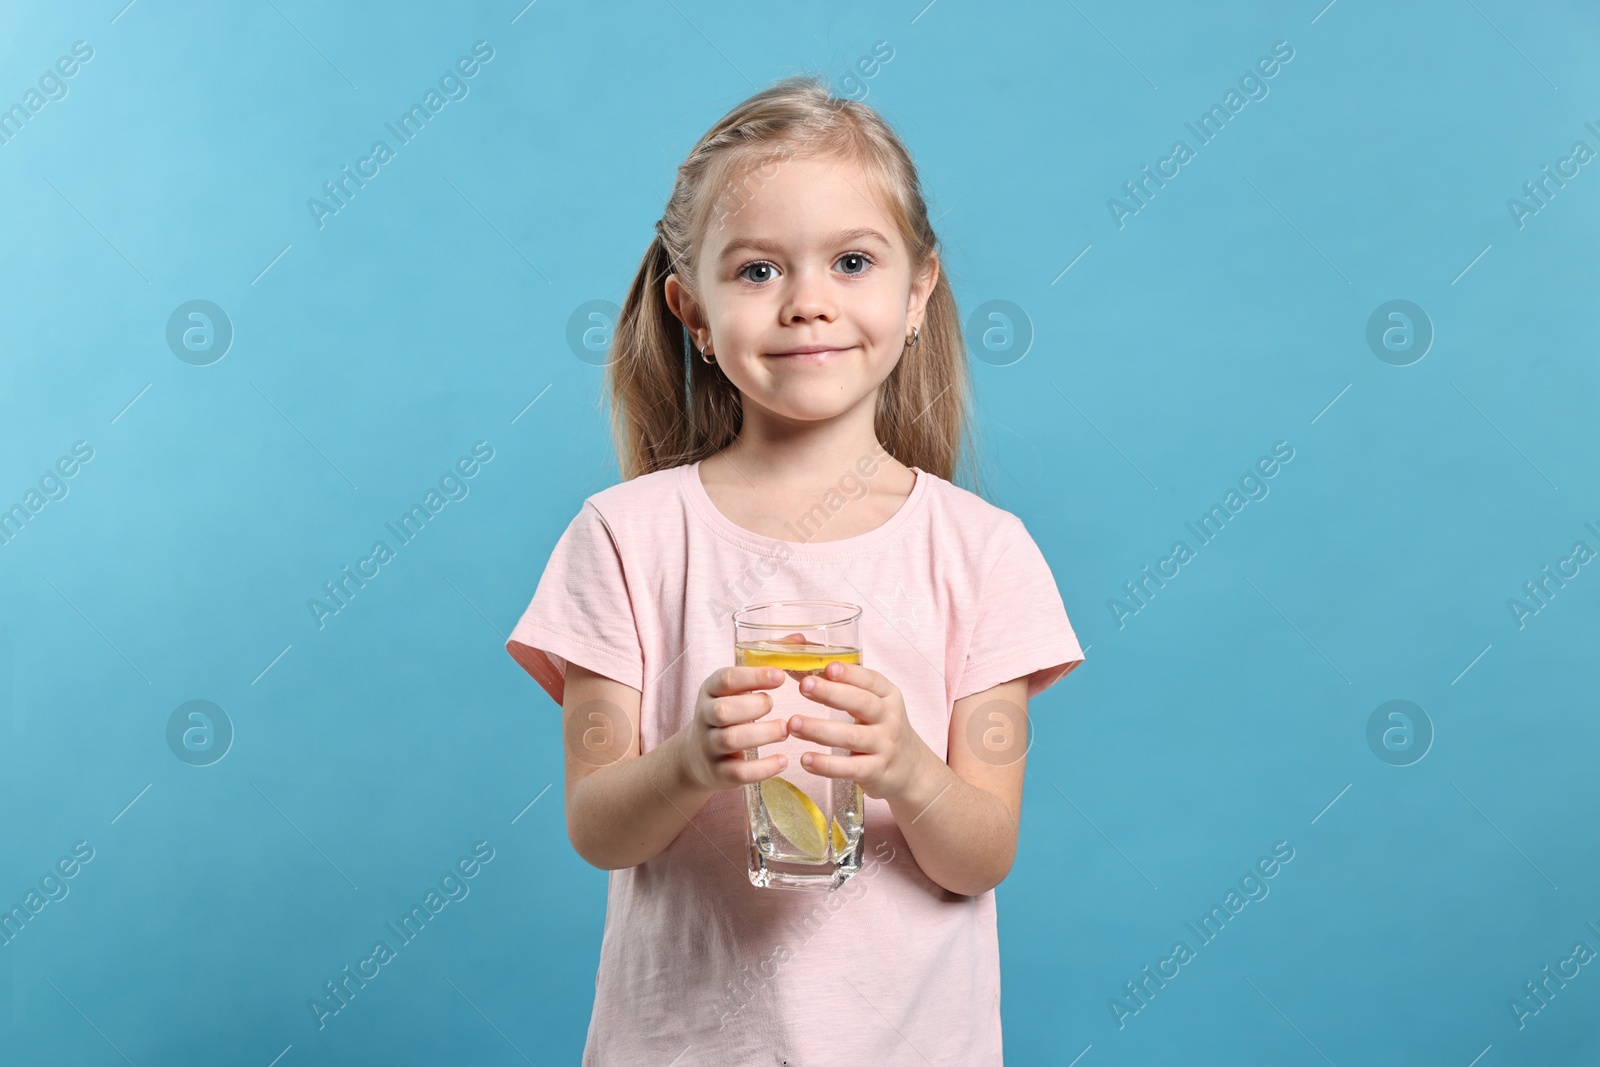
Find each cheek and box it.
[715,304,768,354]
[860,304,909,355]
[857,278,911,331]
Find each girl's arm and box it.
[886,675,1030,897]
[560,662,716,870]
[560,660,787,870]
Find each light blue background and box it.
[2,1,1597,1064]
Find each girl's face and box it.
[666,154,938,428]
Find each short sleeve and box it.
[505,501,644,707]
[953,518,1085,703]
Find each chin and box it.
[759,390,872,422]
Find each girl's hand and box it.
[677,665,790,792]
[787,661,936,804]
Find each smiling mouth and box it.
[765,346,852,361]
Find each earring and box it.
[699,340,715,364]
[905,325,920,349]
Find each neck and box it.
[714,406,901,491]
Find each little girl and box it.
[506,74,1085,1065]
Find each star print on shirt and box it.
[873,583,928,633]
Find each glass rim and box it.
[731,599,863,629]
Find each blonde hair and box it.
[604,73,985,495]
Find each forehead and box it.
[705,154,899,259]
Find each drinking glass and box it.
[733,600,865,891]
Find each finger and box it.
[706,665,786,698]
[702,690,776,728]
[797,674,881,723]
[712,718,789,755]
[786,715,873,753]
[818,660,892,697]
[795,750,870,780]
[721,751,787,785]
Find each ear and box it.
[905,251,940,330]
[664,272,709,346]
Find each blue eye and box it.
[735,253,875,285]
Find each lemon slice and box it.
[831,817,847,854]
[760,775,831,859]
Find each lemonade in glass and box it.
[733,600,865,891]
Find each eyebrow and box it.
[716,227,893,261]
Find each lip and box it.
[765,345,852,362]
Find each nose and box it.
[781,264,837,325]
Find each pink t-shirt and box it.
[506,459,1085,1065]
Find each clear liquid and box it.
[736,640,866,889]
